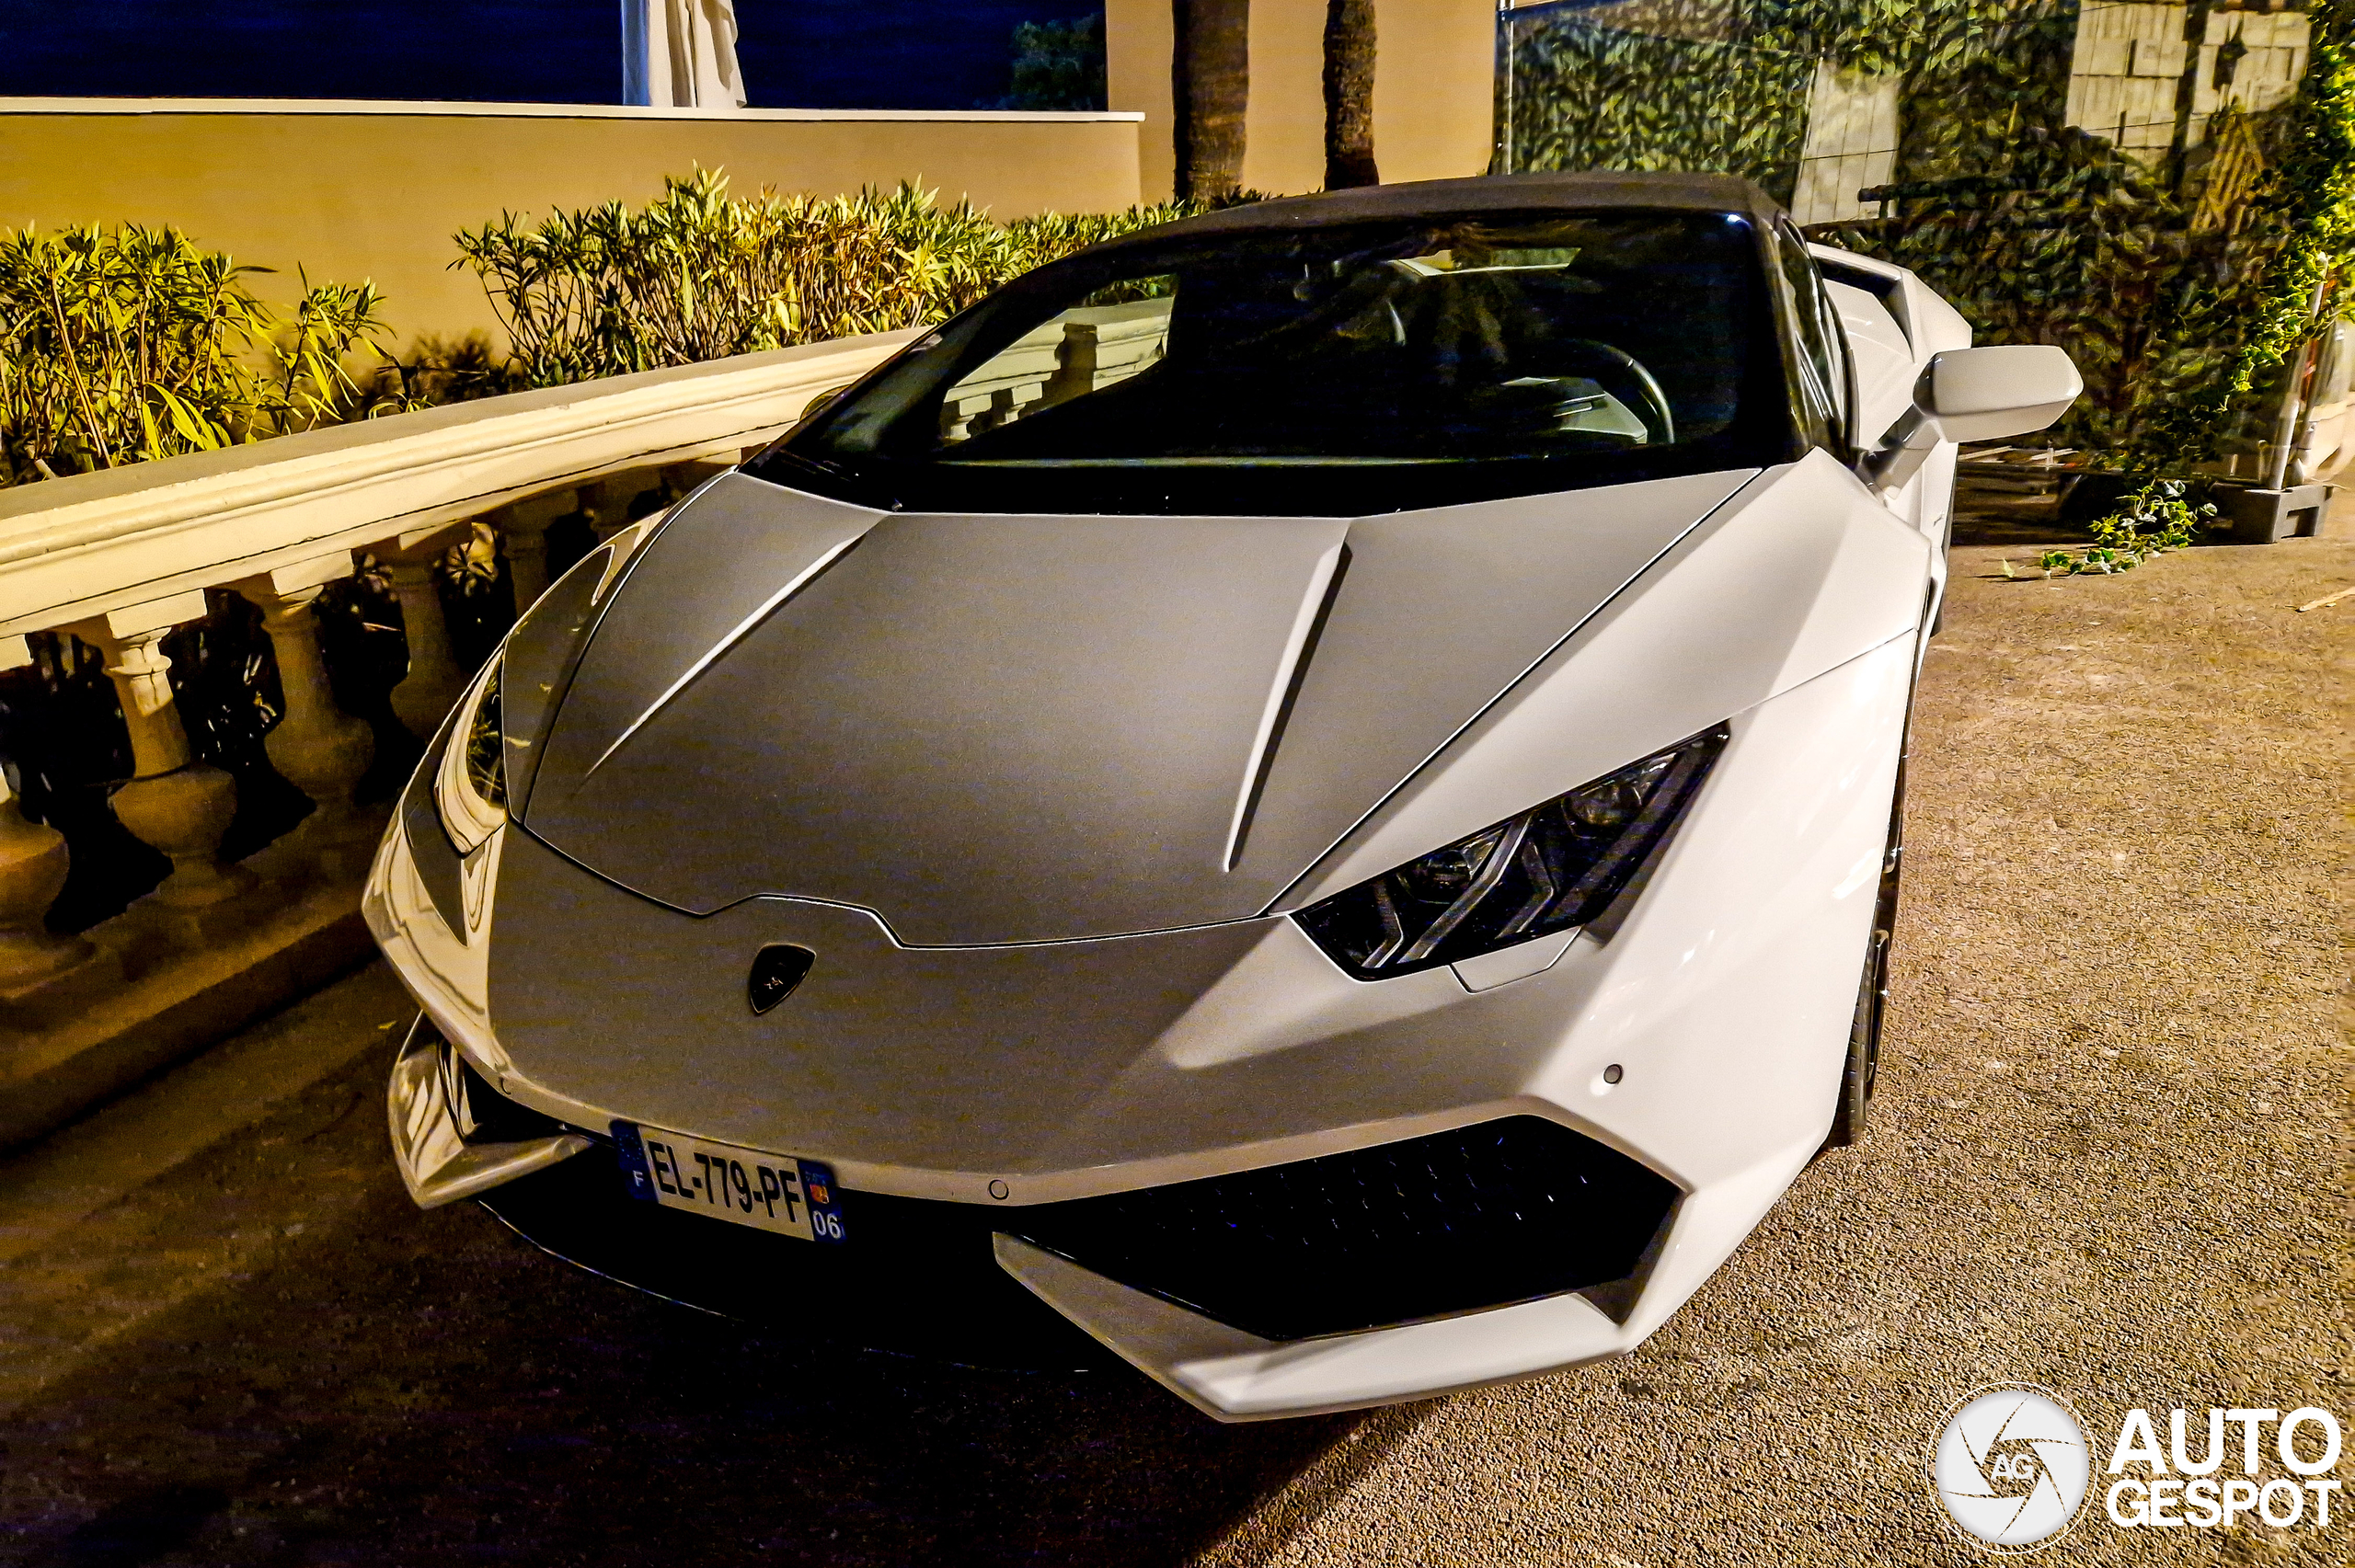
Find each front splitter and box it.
[473,1151,1114,1373]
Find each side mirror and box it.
[1917,345,2082,442]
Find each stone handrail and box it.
[0,327,913,1149]
[0,328,918,638]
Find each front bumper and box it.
[366,634,1914,1420]
[389,1012,1683,1395]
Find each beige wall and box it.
[1373,0,1496,186]
[1108,0,1495,201]
[1106,1,1178,204]
[1245,0,1327,195]
[0,100,1143,347]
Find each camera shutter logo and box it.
[1929,1384,2092,1552]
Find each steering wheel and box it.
[1556,339,1677,445]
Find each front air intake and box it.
[1005,1116,1679,1342]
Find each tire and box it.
[1822,921,1890,1149]
[1822,784,1906,1151]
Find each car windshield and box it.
[752,207,1798,517]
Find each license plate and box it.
[612,1122,845,1243]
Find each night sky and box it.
[0,1,1105,110]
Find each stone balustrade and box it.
[0,328,912,1148]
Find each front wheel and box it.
[1822,921,1890,1148]
[1822,789,1905,1150]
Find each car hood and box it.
[518,467,1757,944]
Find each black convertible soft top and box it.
[1089,172,1785,254]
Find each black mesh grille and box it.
[1007,1116,1679,1343]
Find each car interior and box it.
[929,213,1755,465]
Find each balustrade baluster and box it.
[497,489,577,610]
[72,595,255,910]
[590,472,666,544]
[237,556,376,862]
[0,635,98,999]
[381,525,472,740]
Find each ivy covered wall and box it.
[1499,14,1817,203]
[1499,0,2038,198]
[1497,0,2349,472]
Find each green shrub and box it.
[0,223,403,486]
[452,168,1199,389]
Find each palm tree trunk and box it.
[1324,0,1379,189]
[1173,0,1250,203]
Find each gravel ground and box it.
[0,513,2345,1568]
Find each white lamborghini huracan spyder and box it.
[369,172,2080,1420]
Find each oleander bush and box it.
[453,168,1200,389]
[0,174,1203,485]
[0,223,408,486]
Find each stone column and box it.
[0,635,97,996]
[497,488,576,610]
[589,470,667,544]
[381,523,471,741]
[662,459,731,495]
[75,594,255,909]
[236,555,375,854]
[595,460,725,545]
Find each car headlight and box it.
[1294,726,1729,979]
[433,657,507,854]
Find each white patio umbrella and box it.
[622,0,748,109]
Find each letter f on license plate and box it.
[612,1122,846,1242]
